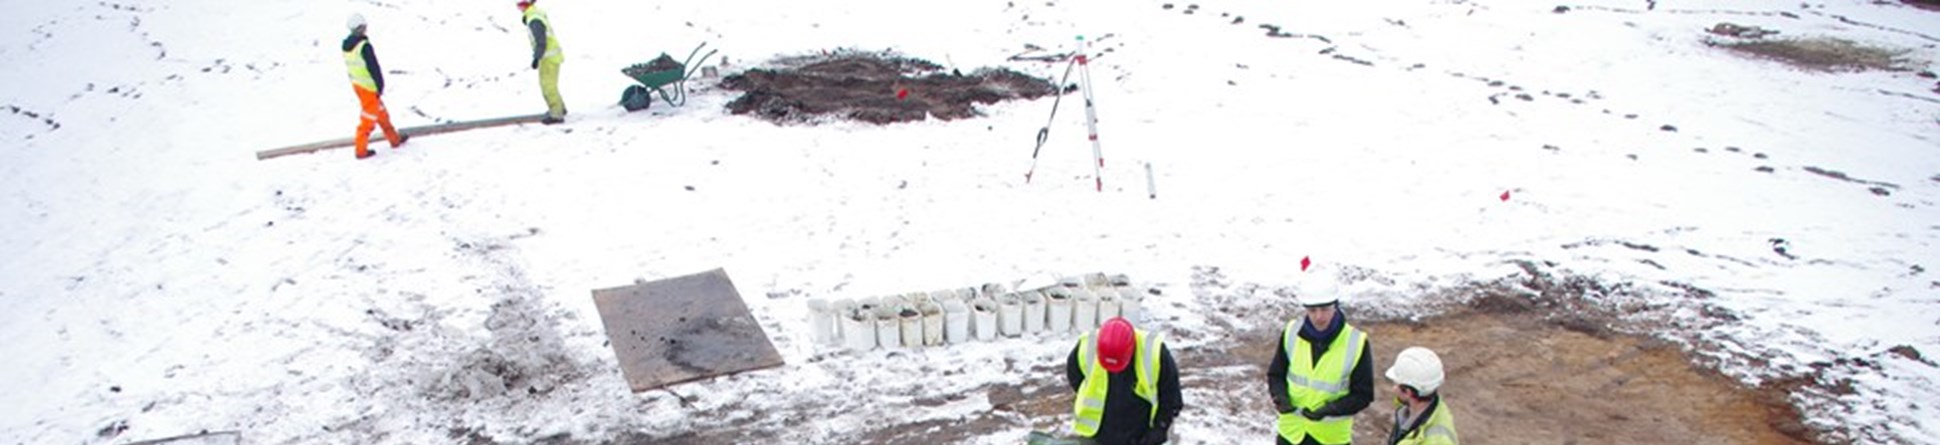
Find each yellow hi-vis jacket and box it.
[344,40,377,92]
[1393,397,1459,445]
[1277,319,1367,445]
[1072,329,1164,437]
[522,6,563,62]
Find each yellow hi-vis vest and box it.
[344,40,376,91]
[1394,398,1459,445]
[522,7,563,61]
[1277,318,1367,445]
[1072,329,1163,437]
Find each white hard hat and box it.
[1385,347,1446,396]
[1295,273,1340,307]
[346,13,367,32]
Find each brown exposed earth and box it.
[1354,308,1812,444]
[1716,37,1909,72]
[719,52,1059,125]
[982,277,1819,445]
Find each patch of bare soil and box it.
[1183,263,1821,445]
[1360,310,1813,444]
[1186,309,1811,444]
[719,51,1058,125]
[1716,36,1909,72]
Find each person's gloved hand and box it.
[1274,399,1296,414]
[530,59,539,69]
[1299,408,1327,421]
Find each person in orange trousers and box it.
[343,13,407,159]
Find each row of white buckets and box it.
[805,275,1147,351]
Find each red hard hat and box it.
[1096,317,1135,373]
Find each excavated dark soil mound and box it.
[720,52,1058,125]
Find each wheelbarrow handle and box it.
[680,42,718,79]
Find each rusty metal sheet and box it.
[591,268,784,392]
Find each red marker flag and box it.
[1500,190,1511,202]
[897,88,909,100]
[1300,256,1312,272]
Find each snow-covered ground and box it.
[2,0,1936,443]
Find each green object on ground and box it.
[619,42,717,109]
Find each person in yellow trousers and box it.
[1385,347,1458,445]
[516,0,566,124]
[342,13,408,159]
[1268,272,1374,445]
[1066,317,1183,445]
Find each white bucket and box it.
[1073,287,1099,330]
[928,289,957,304]
[898,305,924,348]
[832,298,856,345]
[806,299,830,345]
[1094,288,1121,322]
[875,301,901,349]
[1090,273,1114,287]
[999,294,1024,337]
[920,302,945,346]
[973,299,999,341]
[943,298,971,344]
[810,297,841,345]
[1047,288,1073,333]
[1022,290,1048,334]
[981,282,1009,299]
[901,292,931,312]
[843,306,877,350]
[1060,273,1111,289]
[1116,286,1143,323]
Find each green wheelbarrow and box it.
[619,42,718,112]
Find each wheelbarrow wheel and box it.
[621,85,653,112]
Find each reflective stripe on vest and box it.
[344,40,377,91]
[1276,318,1366,445]
[522,7,562,60]
[1072,329,1163,437]
[1395,399,1460,445]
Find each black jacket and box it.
[1267,311,1375,445]
[341,34,384,94]
[1065,339,1184,445]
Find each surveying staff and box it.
[1067,317,1183,445]
[1268,274,1374,445]
[1385,347,1458,445]
[516,0,566,124]
[342,13,408,159]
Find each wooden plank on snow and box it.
[254,113,550,161]
[121,430,241,445]
[591,268,785,393]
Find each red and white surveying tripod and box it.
[1025,35,1107,192]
